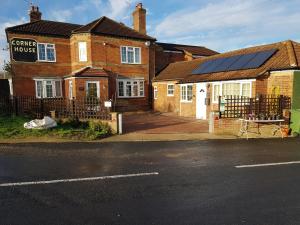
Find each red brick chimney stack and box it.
[29,5,42,23]
[132,3,146,34]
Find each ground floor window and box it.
[212,81,252,103]
[86,81,100,98]
[167,84,174,96]
[118,79,144,98]
[181,84,193,102]
[34,79,62,98]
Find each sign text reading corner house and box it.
[10,38,38,62]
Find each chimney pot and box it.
[29,5,42,23]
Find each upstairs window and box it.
[121,46,141,64]
[38,43,56,62]
[78,42,87,62]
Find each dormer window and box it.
[38,43,56,62]
[121,46,141,64]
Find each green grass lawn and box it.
[0,116,112,141]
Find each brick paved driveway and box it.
[123,112,209,134]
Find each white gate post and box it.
[118,113,123,135]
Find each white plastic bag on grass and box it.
[24,116,57,129]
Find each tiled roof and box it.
[6,16,156,41]
[154,40,300,83]
[72,67,109,78]
[5,20,82,38]
[73,16,156,41]
[156,42,219,56]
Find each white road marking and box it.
[0,172,159,187]
[235,161,300,168]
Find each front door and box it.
[196,83,207,120]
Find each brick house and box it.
[155,42,219,74]
[5,4,217,112]
[153,40,300,120]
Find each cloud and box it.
[48,0,138,23]
[0,17,26,71]
[154,0,300,52]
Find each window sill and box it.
[167,94,174,97]
[121,62,142,65]
[36,97,63,99]
[180,100,193,103]
[118,96,145,99]
[37,60,56,63]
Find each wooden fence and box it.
[0,96,112,120]
[219,95,291,119]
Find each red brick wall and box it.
[8,33,72,96]
[7,32,155,111]
[155,46,185,74]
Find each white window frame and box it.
[69,80,73,100]
[181,84,193,103]
[34,79,62,99]
[154,86,158,99]
[37,43,56,62]
[167,84,175,96]
[78,42,87,62]
[117,79,145,98]
[120,46,141,64]
[86,81,100,98]
[211,80,253,104]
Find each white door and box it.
[196,83,207,120]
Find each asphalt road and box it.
[0,139,300,225]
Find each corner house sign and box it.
[10,38,37,62]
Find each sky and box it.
[1,0,300,70]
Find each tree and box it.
[2,61,13,78]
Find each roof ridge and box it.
[89,16,105,32]
[40,19,82,26]
[109,16,155,40]
[5,20,40,31]
[157,42,206,48]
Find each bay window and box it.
[212,81,252,103]
[181,84,193,102]
[118,79,144,98]
[34,79,62,98]
[38,43,56,62]
[121,46,141,64]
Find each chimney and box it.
[29,5,42,23]
[132,3,146,34]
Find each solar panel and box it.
[191,49,278,75]
[192,60,214,75]
[213,55,241,72]
[229,53,257,71]
[202,58,227,73]
[243,49,277,69]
